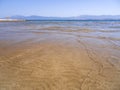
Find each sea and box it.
[0,20,120,50]
[0,20,120,46]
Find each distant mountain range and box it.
[3,15,120,20]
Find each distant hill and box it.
[9,15,67,20]
[3,15,120,20]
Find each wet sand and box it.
[0,22,120,90]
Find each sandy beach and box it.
[0,21,120,90]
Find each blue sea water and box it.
[0,20,120,36]
[0,20,120,45]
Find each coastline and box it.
[0,19,26,22]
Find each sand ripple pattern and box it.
[0,42,120,90]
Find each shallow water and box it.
[0,20,120,90]
[0,20,120,48]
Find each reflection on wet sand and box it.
[0,21,120,90]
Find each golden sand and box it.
[0,32,120,90]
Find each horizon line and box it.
[1,14,120,18]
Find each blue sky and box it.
[0,0,120,17]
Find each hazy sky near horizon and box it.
[0,0,120,17]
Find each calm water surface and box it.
[0,20,120,44]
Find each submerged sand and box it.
[0,23,120,90]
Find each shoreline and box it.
[0,19,26,22]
